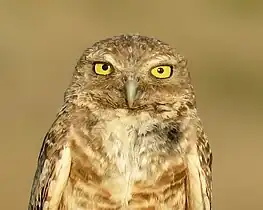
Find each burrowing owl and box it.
[28,34,212,210]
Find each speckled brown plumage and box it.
[28,34,212,210]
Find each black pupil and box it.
[157,67,164,74]
[102,64,109,71]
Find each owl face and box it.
[67,35,193,111]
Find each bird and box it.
[28,34,212,210]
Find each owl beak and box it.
[125,79,138,108]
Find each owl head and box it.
[65,34,195,112]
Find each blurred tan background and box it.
[1,0,263,209]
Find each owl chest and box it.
[97,113,164,176]
[67,113,187,209]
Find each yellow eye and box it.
[150,65,173,79]
[93,62,113,75]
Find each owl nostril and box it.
[123,74,140,83]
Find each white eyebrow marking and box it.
[86,52,123,70]
[103,54,118,65]
[142,55,178,69]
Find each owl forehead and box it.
[85,35,179,68]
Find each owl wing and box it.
[28,109,72,210]
[185,122,212,210]
[196,129,213,209]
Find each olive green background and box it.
[1,1,263,209]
